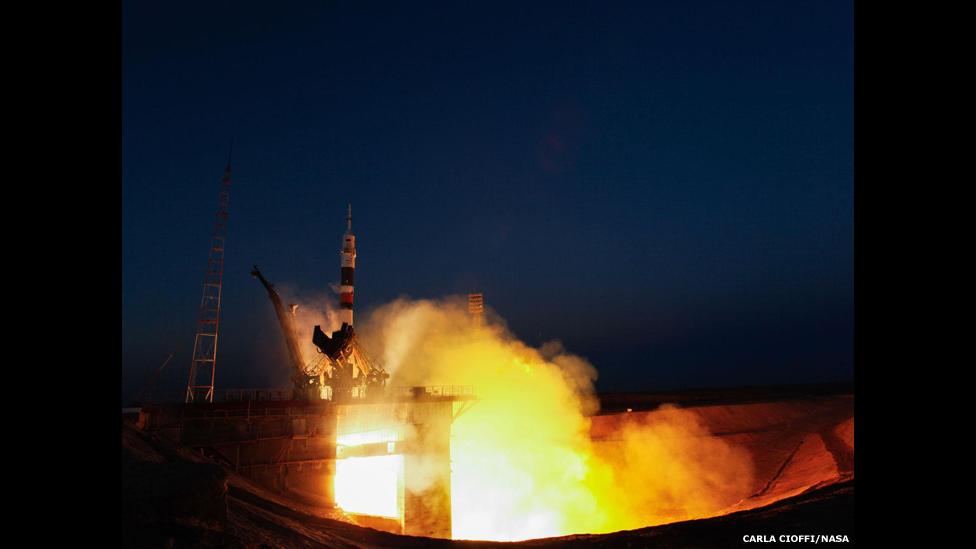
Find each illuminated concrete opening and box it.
[333,400,455,538]
[334,427,404,522]
[335,454,403,518]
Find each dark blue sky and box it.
[122,0,852,401]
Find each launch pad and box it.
[128,387,852,544]
[138,386,474,538]
[146,199,482,537]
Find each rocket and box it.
[339,204,356,327]
[310,203,389,400]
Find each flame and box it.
[337,429,399,447]
[334,454,403,518]
[293,295,756,539]
[351,297,754,541]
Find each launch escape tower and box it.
[185,152,232,403]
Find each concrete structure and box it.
[127,387,852,545]
[139,398,338,505]
[137,387,474,538]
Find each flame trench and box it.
[334,429,403,519]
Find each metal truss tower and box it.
[185,151,233,403]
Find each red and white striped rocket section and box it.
[339,204,356,327]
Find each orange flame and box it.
[334,297,754,540]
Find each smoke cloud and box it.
[272,285,344,371]
[268,291,753,539]
[352,296,754,540]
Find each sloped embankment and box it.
[590,394,854,514]
[122,392,853,547]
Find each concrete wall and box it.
[139,401,338,506]
[139,396,458,538]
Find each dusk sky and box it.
[122,1,852,401]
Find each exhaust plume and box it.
[270,292,754,540]
[354,296,754,541]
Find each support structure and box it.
[138,387,475,533]
[186,151,233,403]
[251,266,307,379]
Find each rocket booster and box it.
[339,204,356,327]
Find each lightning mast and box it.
[185,150,233,403]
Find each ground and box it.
[122,386,854,548]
